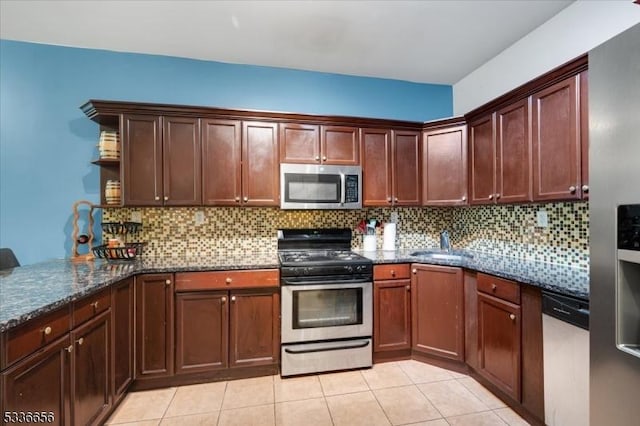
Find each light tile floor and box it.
[105,360,530,426]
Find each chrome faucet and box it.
[440,230,451,252]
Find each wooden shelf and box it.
[92,159,120,166]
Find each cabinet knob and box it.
[231,296,236,302]
[322,156,327,161]
[164,196,169,201]
[488,194,494,200]
[43,326,52,335]
[315,156,320,161]
[390,270,395,277]
[581,185,589,193]
[509,314,516,321]
[155,196,160,201]
[66,345,74,353]
[495,193,501,199]
[221,296,227,303]
[225,277,232,284]
[165,279,171,286]
[569,186,577,193]
[387,197,392,203]
[461,196,467,202]
[91,301,99,310]
[243,196,249,202]
[491,283,497,291]
[394,197,398,202]
[412,268,417,274]
[406,285,410,290]
[77,337,84,346]
[235,196,241,202]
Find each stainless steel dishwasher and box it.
[542,291,590,426]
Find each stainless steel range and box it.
[278,228,373,376]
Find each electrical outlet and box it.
[536,209,548,228]
[130,211,142,223]
[195,211,205,226]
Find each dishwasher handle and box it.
[542,292,589,331]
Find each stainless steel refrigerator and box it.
[590,23,640,426]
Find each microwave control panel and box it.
[345,175,359,203]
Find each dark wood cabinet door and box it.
[242,121,279,206]
[279,123,320,164]
[175,291,228,374]
[393,130,421,206]
[411,264,464,361]
[477,292,521,401]
[135,274,174,378]
[162,116,201,205]
[112,278,133,399]
[580,70,589,199]
[229,289,279,368]
[122,114,163,206]
[321,125,360,165]
[71,310,111,426]
[532,76,581,201]
[469,114,496,204]
[362,128,392,207]
[497,99,532,203]
[202,119,242,206]
[463,271,478,370]
[422,125,468,206]
[374,279,411,352]
[1,336,70,426]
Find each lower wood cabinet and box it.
[373,264,411,354]
[136,274,174,379]
[112,277,134,399]
[411,264,464,361]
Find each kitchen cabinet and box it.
[135,274,174,379]
[280,123,359,165]
[201,119,242,205]
[174,270,280,374]
[580,71,589,199]
[373,265,411,355]
[422,123,468,206]
[122,115,201,206]
[362,128,420,206]
[463,270,479,370]
[532,75,582,201]
[112,278,134,400]
[411,264,464,361]
[469,99,532,204]
[477,273,521,401]
[242,121,280,206]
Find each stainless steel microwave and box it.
[280,163,362,209]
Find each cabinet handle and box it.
[77,337,84,346]
[315,156,320,161]
[491,283,497,291]
[243,196,249,202]
[495,193,501,199]
[231,296,236,302]
[488,194,494,200]
[154,196,160,201]
[43,326,52,336]
[225,277,232,284]
[235,196,241,202]
[390,270,395,277]
[387,197,392,203]
[165,279,171,286]
[569,186,577,193]
[581,185,589,193]
[509,314,516,321]
[164,196,169,201]
[394,197,398,202]
[462,196,467,202]
[66,345,74,353]
[412,268,417,274]
[91,301,99,310]
[322,156,327,161]
[221,296,227,303]
[406,285,410,291]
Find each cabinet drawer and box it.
[72,288,111,327]
[374,264,411,280]
[477,273,521,304]
[3,306,71,368]
[175,269,280,291]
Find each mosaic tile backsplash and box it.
[103,201,589,268]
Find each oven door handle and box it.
[284,340,370,354]
[281,277,371,286]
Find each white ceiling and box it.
[0,0,573,85]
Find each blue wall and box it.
[0,40,452,265]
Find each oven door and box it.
[281,280,372,343]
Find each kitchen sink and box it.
[409,250,472,261]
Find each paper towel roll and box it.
[383,223,396,251]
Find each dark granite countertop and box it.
[0,253,279,332]
[0,248,588,333]
[357,248,589,300]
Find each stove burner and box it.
[279,250,364,263]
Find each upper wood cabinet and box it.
[532,75,582,201]
[362,128,420,206]
[422,124,468,206]
[122,115,201,206]
[202,119,242,206]
[280,123,359,165]
[469,99,532,205]
[242,121,280,206]
[580,71,589,199]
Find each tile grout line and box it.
[359,370,395,426]
[216,381,229,426]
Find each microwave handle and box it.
[340,173,346,205]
